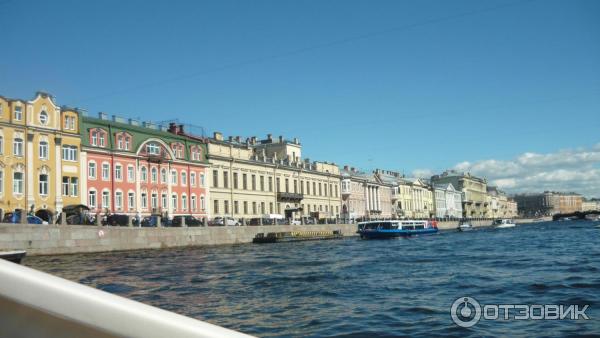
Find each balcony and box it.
[277,192,304,202]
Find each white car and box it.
[212,217,240,226]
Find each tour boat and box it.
[457,221,473,231]
[357,220,438,239]
[493,219,516,228]
[0,250,26,264]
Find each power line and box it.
[76,0,537,104]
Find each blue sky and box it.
[2,0,599,195]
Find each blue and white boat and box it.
[357,220,439,239]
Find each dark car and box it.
[104,214,130,226]
[171,215,203,227]
[2,210,45,224]
[140,215,172,227]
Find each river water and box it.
[25,220,600,337]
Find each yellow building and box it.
[0,92,81,222]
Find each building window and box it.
[141,192,148,209]
[171,170,177,185]
[182,195,188,211]
[268,177,273,192]
[252,201,257,215]
[115,191,123,210]
[200,173,205,187]
[99,133,105,147]
[285,178,289,193]
[171,194,178,210]
[201,196,205,210]
[71,177,78,197]
[214,200,219,214]
[14,106,22,121]
[161,168,167,183]
[39,174,48,195]
[276,178,280,192]
[151,167,158,183]
[269,202,273,214]
[212,170,218,188]
[161,193,167,209]
[13,172,23,194]
[0,136,3,155]
[13,138,23,156]
[181,171,187,186]
[115,165,123,180]
[233,201,239,214]
[243,201,248,214]
[233,173,238,189]
[191,195,197,211]
[151,193,158,210]
[146,143,160,155]
[39,111,48,125]
[252,175,256,190]
[102,191,110,209]
[62,177,69,196]
[223,171,229,188]
[128,165,135,182]
[190,172,196,186]
[88,162,96,179]
[117,136,123,150]
[91,131,97,146]
[224,200,229,214]
[242,174,247,190]
[102,163,110,181]
[140,166,147,182]
[260,176,265,191]
[124,136,130,150]
[89,190,97,208]
[128,192,135,210]
[62,145,78,161]
[64,116,76,130]
[261,202,265,214]
[39,141,49,160]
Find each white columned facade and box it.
[80,151,88,205]
[26,133,35,208]
[54,137,63,213]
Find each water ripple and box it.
[25,220,600,337]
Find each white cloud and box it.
[421,144,600,198]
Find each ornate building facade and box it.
[81,114,209,218]
[0,92,81,221]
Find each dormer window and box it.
[99,133,105,147]
[191,146,202,161]
[124,136,130,150]
[147,143,160,155]
[39,111,48,125]
[91,131,97,146]
[171,143,184,159]
[117,136,123,150]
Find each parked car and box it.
[211,217,240,226]
[141,216,162,227]
[171,215,203,227]
[2,211,45,225]
[104,214,130,226]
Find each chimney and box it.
[213,132,223,141]
[168,123,178,134]
[344,165,349,170]
[235,136,241,143]
[98,112,108,120]
[228,136,233,142]
[278,135,283,142]
[178,124,185,135]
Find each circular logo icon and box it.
[451,297,481,328]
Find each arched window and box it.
[181,171,187,186]
[140,166,148,182]
[13,138,23,156]
[151,167,158,183]
[161,168,167,184]
[171,170,177,185]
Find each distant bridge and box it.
[552,210,600,221]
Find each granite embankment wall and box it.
[0,218,541,256]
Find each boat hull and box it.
[358,228,438,239]
[495,224,516,228]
